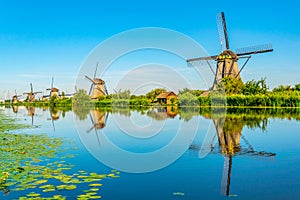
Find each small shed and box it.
[156,91,178,105]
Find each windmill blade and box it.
[94,128,101,146]
[236,43,273,56]
[87,126,95,133]
[104,83,109,96]
[94,62,99,79]
[220,156,232,196]
[89,84,94,96]
[89,113,95,125]
[187,55,218,63]
[85,75,95,83]
[51,77,54,89]
[30,83,33,93]
[199,121,218,158]
[217,12,230,51]
[31,115,34,126]
[104,112,109,124]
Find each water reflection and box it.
[147,106,178,120]
[26,106,35,125]
[190,109,277,196]
[86,109,109,145]
[3,105,300,198]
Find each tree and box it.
[243,78,268,95]
[146,88,166,103]
[170,97,175,105]
[294,84,300,91]
[216,77,244,95]
[112,89,131,99]
[178,91,199,106]
[273,85,292,92]
[72,89,91,105]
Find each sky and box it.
[0,0,299,99]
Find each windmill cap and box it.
[217,50,238,60]
[51,87,59,92]
[93,78,105,84]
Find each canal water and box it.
[1,106,300,199]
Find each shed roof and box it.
[156,91,177,99]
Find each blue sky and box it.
[0,0,299,99]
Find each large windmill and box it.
[23,83,42,102]
[46,77,60,98]
[187,12,273,89]
[85,63,108,99]
[12,90,22,103]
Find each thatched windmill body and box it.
[187,12,273,89]
[85,63,108,99]
[12,90,22,103]
[46,77,60,98]
[23,83,42,102]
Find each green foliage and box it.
[217,77,244,95]
[146,88,166,102]
[243,78,268,95]
[178,88,194,95]
[178,88,203,97]
[178,92,199,106]
[294,84,300,91]
[111,89,131,99]
[73,89,92,105]
[272,85,292,92]
[0,112,120,198]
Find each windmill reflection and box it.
[26,106,35,125]
[49,107,61,132]
[87,109,109,145]
[191,114,276,196]
[12,105,18,114]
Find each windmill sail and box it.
[236,43,273,56]
[217,12,230,51]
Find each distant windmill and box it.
[46,77,60,98]
[12,90,22,104]
[23,83,42,102]
[85,62,108,99]
[187,12,273,89]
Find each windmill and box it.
[12,90,22,104]
[46,77,60,98]
[191,116,276,196]
[23,83,42,102]
[187,12,273,89]
[85,62,108,99]
[87,109,109,146]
